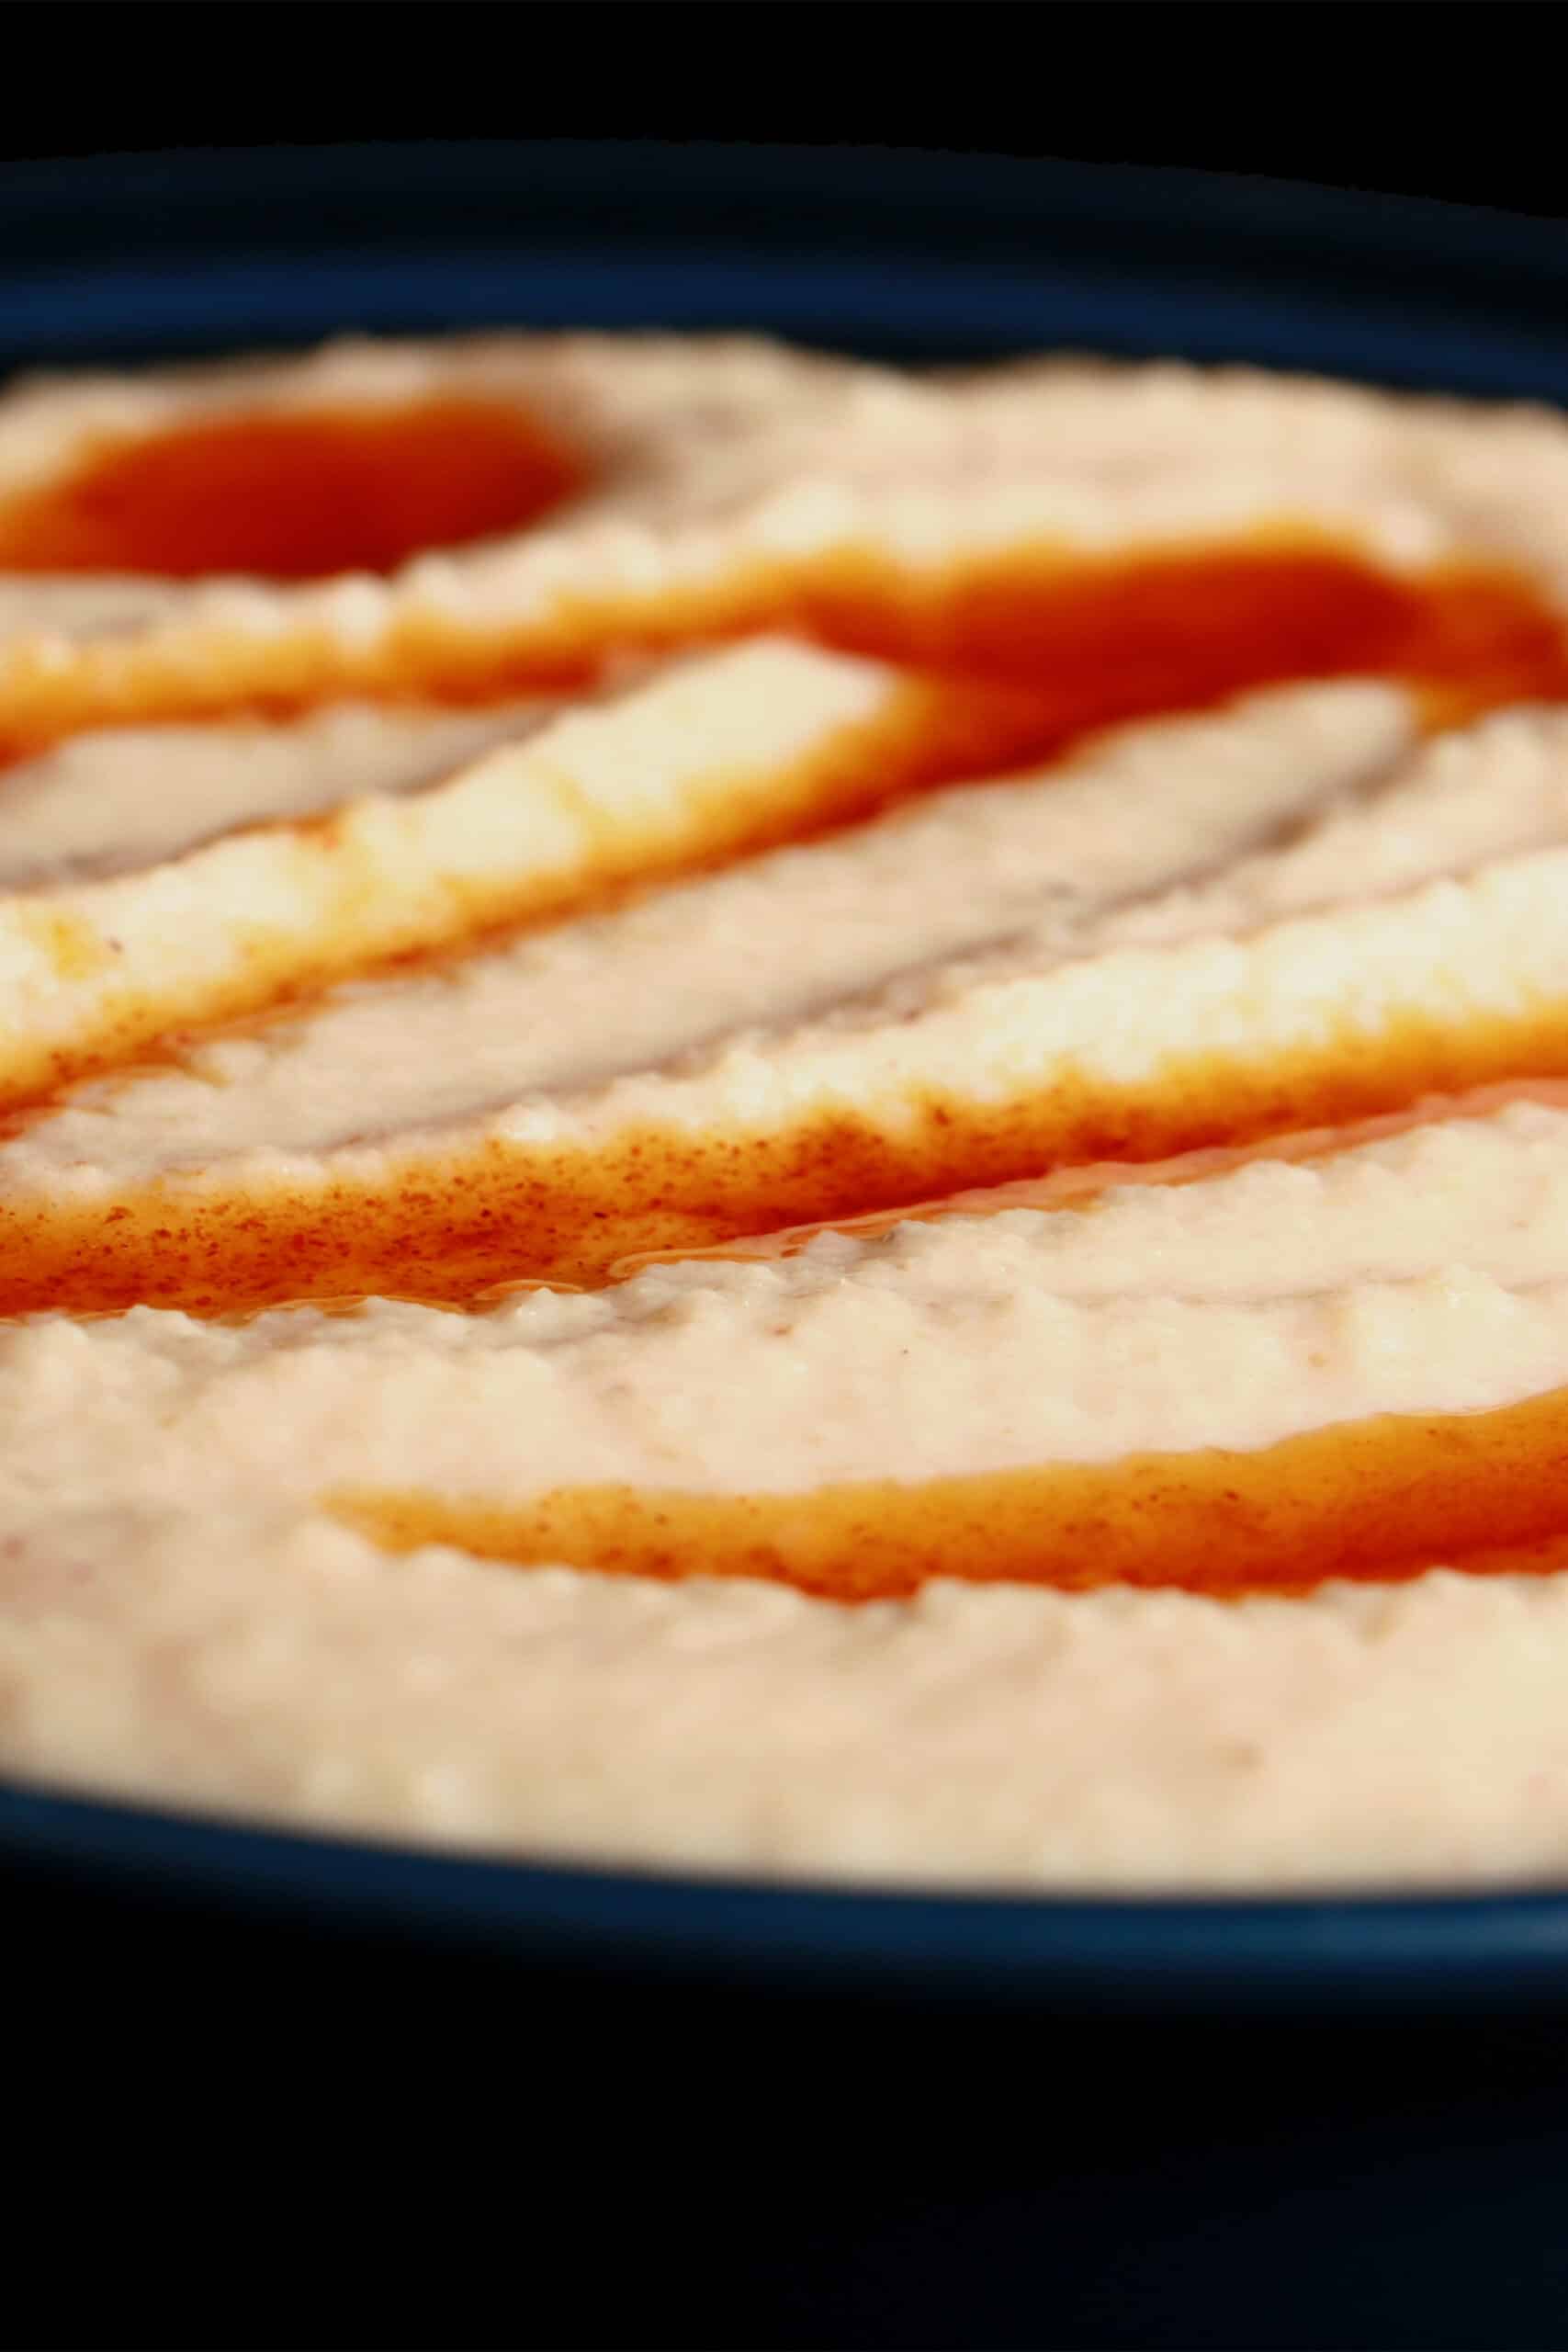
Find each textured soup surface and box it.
[12,336,1568,1887]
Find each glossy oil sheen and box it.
[7,506,1568,1603]
[331,1378,1568,1600]
[0,398,586,579]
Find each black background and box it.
[10,10,1568,2348]
[4,2,1566,227]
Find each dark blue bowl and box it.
[6,140,1568,2015]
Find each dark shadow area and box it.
[11,1867,1568,2347]
[3,7,1567,230]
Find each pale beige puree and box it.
[6,334,1568,1888]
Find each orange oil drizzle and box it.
[0,540,1561,1102]
[0,398,587,582]
[0,671,1057,1113]
[6,526,1568,1602]
[0,538,1554,1115]
[0,537,1563,765]
[6,1018,1568,1320]
[610,1078,1568,1275]
[327,1377,1568,1601]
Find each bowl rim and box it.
[9,1773,1568,2009]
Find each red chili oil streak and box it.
[328,1379,1568,1602]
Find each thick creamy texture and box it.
[0,697,553,887]
[0,640,939,1103]
[9,336,1568,1888]
[2,334,1568,752]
